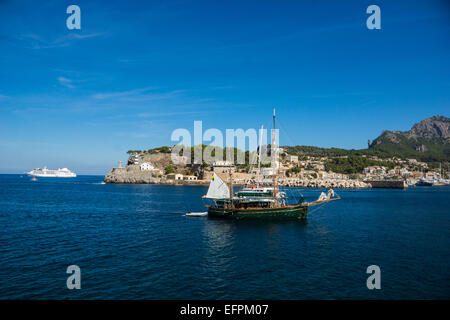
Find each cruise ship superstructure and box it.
[26,167,76,178]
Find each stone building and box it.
[167,173,184,180]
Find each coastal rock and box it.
[104,168,161,184]
[104,167,208,185]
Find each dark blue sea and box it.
[0,174,448,299]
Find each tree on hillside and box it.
[127,150,141,155]
[164,165,175,174]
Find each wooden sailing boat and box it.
[203,109,340,219]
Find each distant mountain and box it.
[408,115,450,140]
[283,115,449,164]
[369,115,450,162]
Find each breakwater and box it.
[365,180,407,189]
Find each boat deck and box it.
[304,197,341,206]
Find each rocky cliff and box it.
[369,115,449,162]
[104,149,199,184]
[409,115,450,140]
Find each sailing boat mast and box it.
[256,125,263,187]
[272,108,278,199]
[229,168,233,208]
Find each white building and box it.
[286,155,298,163]
[213,160,233,166]
[262,167,275,177]
[167,173,184,180]
[363,166,386,176]
[400,168,411,177]
[140,162,155,171]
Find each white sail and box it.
[205,173,230,199]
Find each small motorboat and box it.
[31,177,37,182]
[186,212,208,217]
[416,178,434,186]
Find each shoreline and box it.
[104,170,407,189]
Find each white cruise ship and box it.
[26,167,76,178]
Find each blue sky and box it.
[0,0,449,174]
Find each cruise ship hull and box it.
[27,173,76,178]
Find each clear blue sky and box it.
[0,0,449,174]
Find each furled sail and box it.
[327,189,335,198]
[204,173,230,199]
[317,189,336,201]
[317,192,328,201]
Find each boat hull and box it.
[207,204,308,219]
[415,182,433,186]
[27,174,76,178]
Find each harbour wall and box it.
[365,180,407,189]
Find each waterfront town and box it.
[104,147,448,188]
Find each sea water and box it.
[0,174,448,299]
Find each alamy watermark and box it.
[66,265,81,289]
[66,5,81,30]
[366,265,381,290]
[64,4,379,33]
[170,121,279,166]
[366,5,381,30]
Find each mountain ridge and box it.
[284,115,449,164]
[368,115,449,162]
